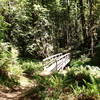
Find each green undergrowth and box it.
[26,55,100,100]
[0,41,43,87]
[19,58,42,76]
[29,65,100,100]
[0,42,22,87]
[0,44,100,100]
[70,55,91,67]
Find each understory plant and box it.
[70,55,91,67]
[0,42,23,86]
[23,65,100,99]
[64,66,100,99]
[20,59,42,75]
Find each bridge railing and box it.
[55,53,70,71]
[43,53,62,61]
[43,53,70,71]
[43,53,62,67]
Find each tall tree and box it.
[79,0,87,42]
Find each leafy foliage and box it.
[0,42,23,86]
[70,55,91,67]
[0,0,100,99]
[20,59,42,75]
[0,16,9,40]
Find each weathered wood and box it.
[44,53,70,66]
[40,53,70,76]
[44,53,70,72]
[43,53,62,68]
[43,53,62,62]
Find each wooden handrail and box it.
[43,53,62,62]
[44,53,70,69]
[56,53,70,61]
[40,53,71,76]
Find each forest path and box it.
[0,76,37,100]
[0,53,71,99]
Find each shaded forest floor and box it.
[0,55,100,100]
[0,59,42,100]
[0,76,36,100]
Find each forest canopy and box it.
[0,0,100,58]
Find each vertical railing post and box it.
[55,59,57,71]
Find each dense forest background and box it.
[0,0,100,58]
[0,0,100,100]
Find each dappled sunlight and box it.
[19,76,36,87]
[0,0,100,99]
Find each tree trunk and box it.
[79,0,87,42]
[88,0,95,56]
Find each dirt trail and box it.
[0,77,37,100]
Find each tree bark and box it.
[79,0,87,42]
[88,0,95,56]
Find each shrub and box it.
[20,59,42,75]
[63,66,100,99]
[0,16,9,41]
[63,66,93,87]
[70,55,91,67]
[0,42,23,86]
[28,65,100,99]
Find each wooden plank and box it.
[43,53,63,68]
[43,56,61,69]
[44,53,70,68]
[43,53,62,62]
[43,58,57,67]
[40,53,70,76]
[44,53,70,72]
[57,53,70,61]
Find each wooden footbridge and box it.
[40,53,71,76]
